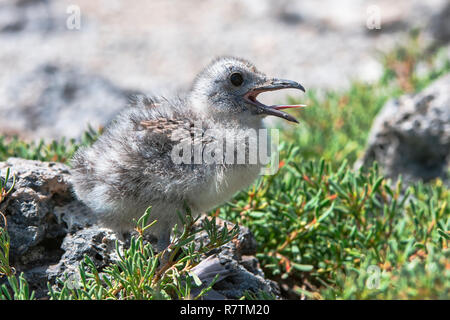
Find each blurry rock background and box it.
[0,0,449,140]
[357,74,450,185]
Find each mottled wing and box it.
[140,118,215,145]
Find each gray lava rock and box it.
[0,158,72,254]
[0,158,99,297]
[46,226,122,288]
[190,217,279,299]
[0,158,277,299]
[0,158,76,297]
[430,2,450,43]
[357,74,450,184]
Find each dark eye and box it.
[230,72,244,86]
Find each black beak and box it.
[244,78,306,124]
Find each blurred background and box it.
[0,0,448,140]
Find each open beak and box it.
[244,78,306,123]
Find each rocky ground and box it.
[0,157,278,299]
[0,0,449,139]
[357,74,450,185]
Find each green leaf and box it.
[292,263,314,272]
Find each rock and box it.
[0,158,278,299]
[0,158,91,297]
[357,74,450,184]
[0,158,73,256]
[1,64,135,140]
[430,2,450,43]
[46,226,122,287]
[190,217,279,299]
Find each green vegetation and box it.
[220,158,449,299]
[47,209,239,300]
[0,125,101,164]
[1,204,240,300]
[0,33,449,299]
[1,168,35,300]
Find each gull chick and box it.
[71,57,305,251]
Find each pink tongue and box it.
[273,104,307,110]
